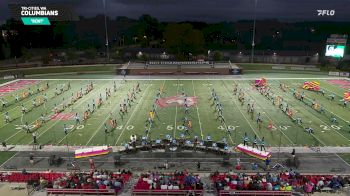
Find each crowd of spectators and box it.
[49,169,131,191]
[2,168,350,195]
[0,169,132,193]
[211,169,350,194]
[134,170,203,191]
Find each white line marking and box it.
[191,80,204,140]
[34,82,110,145]
[267,81,331,146]
[84,82,125,145]
[221,81,262,141]
[0,79,20,87]
[278,82,350,142]
[310,133,326,146]
[0,151,19,168]
[114,84,151,145]
[0,81,51,117]
[5,90,72,143]
[146,80,166,138]
[239,82,295,145]
[335,153,350,167]
[174,80,179,138]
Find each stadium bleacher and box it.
[211,171,350,195]
[0,169,132,195]
[133,170,204,195]
[1,169,350,195]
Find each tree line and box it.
[0,14,349,60]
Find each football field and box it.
[0,78,349,148]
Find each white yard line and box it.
[32,82,110,145]
[4,87,73,143]
[308,84,350,123]
[4,129,22,142]
[114,85,151,145]
[173,80,180,138]
[270,81,350,143]
[0,151,19,168]
[267,81,332,146]
[221,81,262,142]
[146,80,166,138]
[239,82,295,145]
[191,80,204,140]
[310,133,326,146]
[301,100,350,142]
[0,79,20,87]
[0,81,55,119]
[83,82,126,145]
[222,120,235,145]
[335,153,350,167]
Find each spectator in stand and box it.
[211,170,350,195]
[304,182,313,195]
[266,181,273,191]
[329,176,341,191]
[316,177,325,191]
[265,157,271,170]
[136,170,203,191]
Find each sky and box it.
[1,0,350,24]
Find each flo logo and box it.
[156,95,197,108]
[317,10,335,16]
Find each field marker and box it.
[0,80,61,128]
[36,81,112,145]
[173,80,180,138]
[202,81,236,145]
[4,86,76,143]
[270,80,350,143]
[306,85,350,123]
[191,80,204,140]
[221,81,262,142]
[0,88,44,117]
[222,120,235,145]
[267,81,330,146]
[240,82,295,145]
[114,84,151,145]
[57,81,123,145]
[146,80,165,139]
[268,81,328,145]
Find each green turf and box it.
[0,151,17,166]
[0,78,349,147]
[337,154,350,165]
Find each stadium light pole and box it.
[250,0,258,63]
[103,0,110,62]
